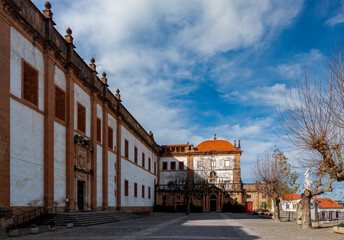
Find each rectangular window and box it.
[179,162,184,170]
[154,162,156,174]
[134,182,137,198]
[225,182,230,189]
[96,118,101,142]
[162,162,167,171]
[211,160,216,167]
[77,103,86,133]
[171,162,176,170]
[142,152,145,168]
[286,203,290,209]
[55,87,65,121]
[148,157,151,171]
[262,194,266,199]
[124,180,129,196]
[134,147,138,164]
[125,139,129,158]
[210,179,216,184]
[197,161,202,168]
[142,185,145,198]
[293,203,297,209]
[23,62,38,106]
[225,160,230,167]
[148,187,151,199]
[247,195,251,199]
[108,126,113,149]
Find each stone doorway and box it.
[77,180,85,211]
[210,200,217,211]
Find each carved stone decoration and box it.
[75,147,88,170]
[74,134,93,172]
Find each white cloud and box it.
[31,0,304,150]
[222,83,290,106]
[326,0,344,26]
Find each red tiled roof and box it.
[160,144,188,147]
[281,194,301,200]
[195,140,238,152]
[314,198,343,209]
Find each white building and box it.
[0,0,157,218]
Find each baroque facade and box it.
[0,0,265,221]
[156,135,267,212]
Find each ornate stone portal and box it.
[74,134,94,211]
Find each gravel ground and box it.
[1,212,343,240]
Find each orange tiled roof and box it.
[314,198,343,209]
[281,194,301,200]
[195,140,238,152]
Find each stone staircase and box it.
[36,211,142,227]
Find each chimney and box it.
[214,134,217,140]
[234,140,236,148]
[238,140,241,149]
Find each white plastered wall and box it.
[10,27,44,110]
[10,27,45,206]
[96,104,102,207]
[121,126,157,207]
[74,84,91,137]
[54,122,66,206]
[159,156,187,185]
[96,146,103,207]
[193,155,234,183]
[10,99,44,206]
[53,66,66,206]
[121,159,155,207]
[108,151,116,207]
[107,113,117,207]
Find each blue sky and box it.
[33,0,344,198]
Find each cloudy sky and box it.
[33,0,344,192]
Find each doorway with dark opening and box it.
[77,180,85,211]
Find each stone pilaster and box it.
[0,14,11,209]
[43,49,55,210]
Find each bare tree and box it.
[254,148,299,221]
[278,48,344,229]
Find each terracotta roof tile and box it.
[281,194,301,200]
[195,140,238,152]
[314,198,343,209]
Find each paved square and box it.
[2,213,343,240]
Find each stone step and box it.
[36,211,142,227]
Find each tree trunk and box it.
[300,190,312,229]
[273,197,280,221]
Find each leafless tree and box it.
[254,148,299,221]
[278,47,344,229]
